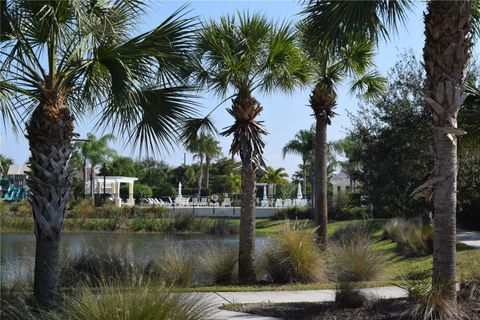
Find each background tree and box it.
[0,1,198,306]
[302,0,477,300]
[75,133,116,198]
[282,128,314,196]
[187,134,218,198]
[195,13,309,282]
[298,26,386,248]
[204,136,222,190]
[260,166,289,196]
[0,154,13,178]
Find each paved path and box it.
[205,286,408,320]
[457,229,480,250]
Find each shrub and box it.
[134,183,153,200]
[198,246,237,285]
[330,237,386,282]
[171,212,196,232]
[330,221,375,244]
[60,250,140,286]
[49,284,212,320]
[404,280,463,320]
[334,281,369,308]
[71,199,95,218]
[207,218,239,235]
[384,218,433,256]
[145,246,194,287]
[272,207,311,220]
[260,226,324,283]
[152,183,176,198]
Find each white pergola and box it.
[89,176,138,207]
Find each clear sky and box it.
[1,0,469,176]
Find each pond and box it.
[0,232,268,284]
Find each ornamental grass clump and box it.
[260,224,325,283]
[383,218,433,256]
[404,279,463,320]
[198,245,237,285]
[49,284,212,320]
[145,245,194,287]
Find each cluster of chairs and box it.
[1,185,26,202]
[143,196,232,207]
[258,198,309,208]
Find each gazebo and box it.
[87,176,138,207]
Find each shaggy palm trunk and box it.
[310,88,335,250]
[302,159,307,198]
[26,100,74,308]
[222,91,266,283]
[423,0,471,302]
[197,155,204,199]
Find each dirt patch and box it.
[223,297,480,320]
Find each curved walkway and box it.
[206,286,408,319]
[457,229,480,250]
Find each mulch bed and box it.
[224,298,480,320]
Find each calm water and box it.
[0,232,268,284]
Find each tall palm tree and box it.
[302,0,477,302]
[74,133,116,198]
[195,13,309,282]
[1,1,198,307]
[260,166,289,196]
[282,128,314,196]
[298,29,386,248]
[204,136,222,190]
[187,134,215,198]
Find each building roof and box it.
[7,164,29,176]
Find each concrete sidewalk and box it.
[206,286,408,319]
[457,229,480,250]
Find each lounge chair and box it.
[221,197,231,207]
[274,199,283,208]
[198,197,208,207]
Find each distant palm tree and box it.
[74,133,116,198]
[225,172,241,195]
[187,134,221,198]
[0,1,198,307]
[302,0,477,302]
[0,155,13,178]
[196,13,309,282]
[260,166,289,196]
[282,128,314,196]
[298,26,385,248]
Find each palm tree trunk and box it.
[83,159,87,197]
[206,157,210,190]
[90,165,95,199]
[197,155,204,199]
[26,101,74,308]
[314,117,328,249]
[239,160,257,283]
[423,0,472,302]
[302,159,307,197]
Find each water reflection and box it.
[1,232,267,284]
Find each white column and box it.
[127,181,134,206]
[114,181,122,207]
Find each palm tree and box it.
[1,1,198,307]
[298,29,385,248]
[302,0,477,302]
[204,136,222,190]
[260,166,289,196]
[282,128,314,196]
[195,13,309,282]
[74,133,116,198]
[187,134,213,198]
[0,154,13,178]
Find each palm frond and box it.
[349,71,387,101]
[179,116,218,147]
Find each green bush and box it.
[272,206,311,220]
[384,218,433,256]
[260,225,324,283]
[198,246,237,285]
[146,246,194,287]
[153,183,176,198]
[207,218,239,235]
[71,199,95,218]
[134,183,153,200]
[171,212,196,232]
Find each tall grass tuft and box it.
[383,218,433,256]
[198,245,237,285]
[330,236,386,282]
[260,224,324,283]
[330,221,375,244]
[145,245,194,287]
[404,279,463,320]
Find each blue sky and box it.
[0,0,467,176]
